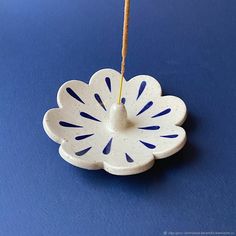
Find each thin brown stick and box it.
[118,0,130,104]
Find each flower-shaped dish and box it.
[43,69,187,175]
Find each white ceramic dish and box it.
[43,68,187,175]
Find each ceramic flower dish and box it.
[43,68,187,175]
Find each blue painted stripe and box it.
[125,153,134,163]
[105,77,111,92]
[160,134,178,138]
[94,93,106,111]
[59,121,82,128]
[136,101,153,116]
[75,147,92,156]
[80,112,101,122]
[152,108,171,118]
[139,140,156,149]
[66,87,85,104]
[75,134,94,140]
[136,81,146,100]
[103,138,113,155]
[121,97,126,104]
[138,125,160,130]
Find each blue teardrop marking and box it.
[125,153,134,163]
[136,101,153,116]
[66,87,85,104]
[105,77,111,92]
[75,133,94,140]
[80,112,101,122]
[103,138,113,155]
[59,121,83,128]
[160,134,178,138]
[152,108,171,118]
[94,93,106,111]
[75,147,92,156]
[138,125,160,130]
[121,97,126,104]
[139,140,156,149]
[136,81,146,100]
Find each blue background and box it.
[0,0,235,235]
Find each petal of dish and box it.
[59,130,116,170]
[57,80,91,109]
[89,68,126,110]
[140,95,187,126]
[136,125,186,159]
[57,79,108,120]
[123,75,162,118]
[57,79,108,123]
[102,131,155,175]
[43,108,99,144]
[59,140,103,170]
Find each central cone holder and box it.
[108,103,128,132]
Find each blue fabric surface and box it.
[0,0,235,235]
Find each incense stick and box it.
[117,0,130,104]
